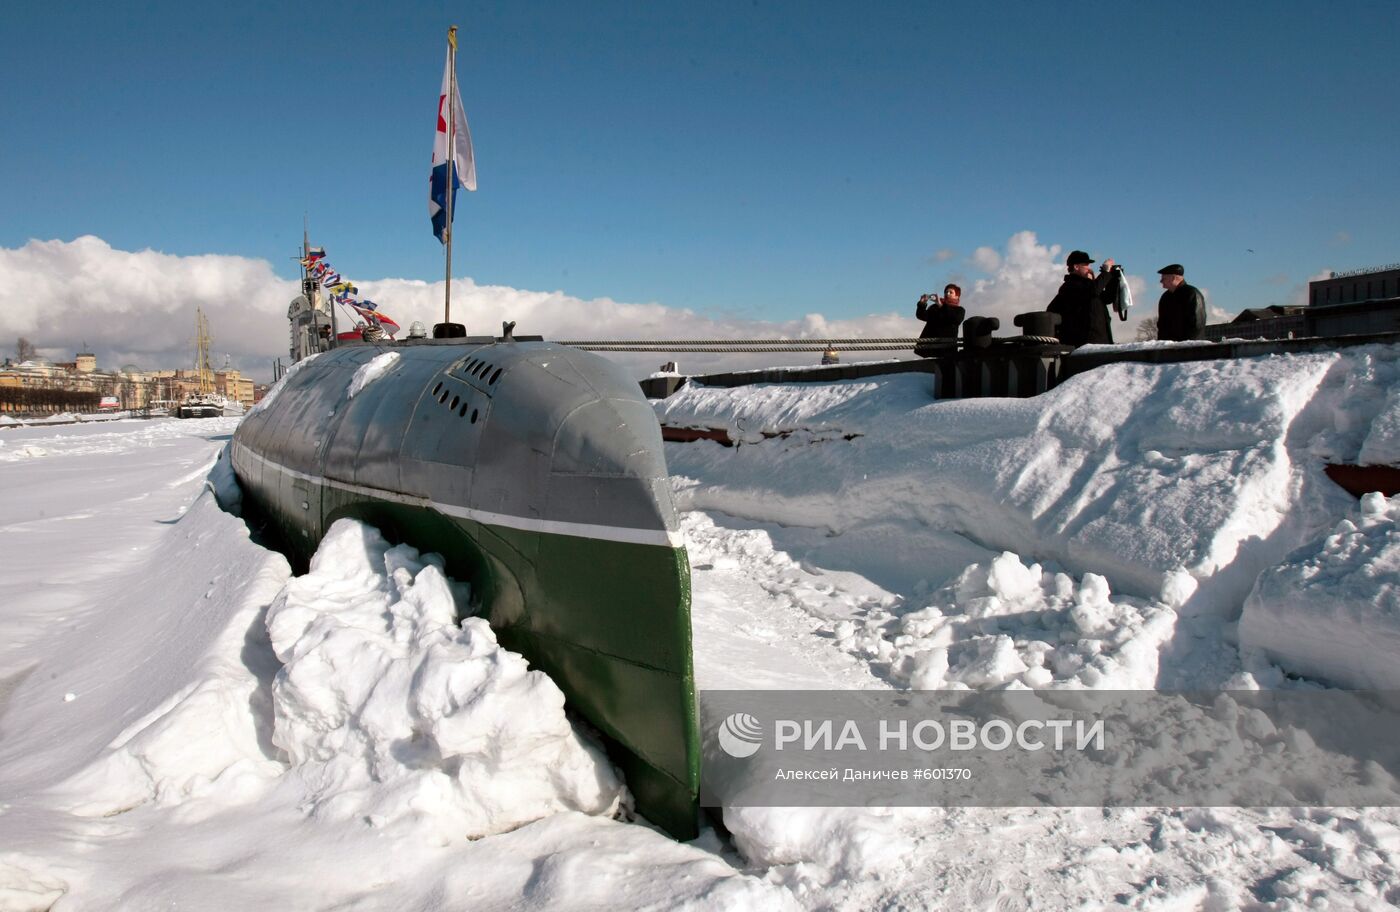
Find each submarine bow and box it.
[231,340,699,838]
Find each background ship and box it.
[176,307,227,419]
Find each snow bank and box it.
[0,422,792,911]
[28,448,292,819]
[9,345,1400,909]
[266,518,626,839]
[0,858,68,912]
[890,552,1177,691]
[687,510,1176,693]
[662,347,1400,627]
[1359,373,1400,465]
[668,346,1400,898]
[1241,492,1400,689]
[707,673,1400,898]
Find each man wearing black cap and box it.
[1156,264,1206,341]
[1046,250,1116,346]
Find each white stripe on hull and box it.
[232,442,683,549]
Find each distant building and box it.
[0,353,260,415]
[0,357,105,415]
[0,322,270,416]
[1310,264,1400,306]
[1201,262,1400,342]
[215,369,255,408]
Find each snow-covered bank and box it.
[6,342,1400,909]
[662,346,1400,689]
[664,346,1400,907]
[0,412,134,428]
[1241,491,1400,689]
[0,418,781,911]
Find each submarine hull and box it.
[232,339,699,838]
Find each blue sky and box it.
[2,0,1397,326]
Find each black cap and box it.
[1158,263,1185,276]
[1067,250,1094,266]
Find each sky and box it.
[1,0,1397,377]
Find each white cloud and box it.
[355,277,924,376]
[929,248,957,263]
[0,236,926,379]
[970,246,1002,273]
[0,231,1169,380]
[963,230,1064,329]
[0,236,293,372]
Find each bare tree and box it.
[1134,317,1158,342]
[16,337,36,362]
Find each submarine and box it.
[231,330,700,839]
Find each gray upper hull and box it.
[235,339,679,548]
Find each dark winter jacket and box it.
[915,298,966,339]
[1046,271,1114,346]
[1157,282,1206,341]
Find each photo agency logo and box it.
[718,712,764,758]
[699,690,1400,808]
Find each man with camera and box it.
[1047,250,1117,346]
[915,283,966,355]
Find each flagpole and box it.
[444,25,457,326]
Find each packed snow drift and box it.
[4,343,1400,909]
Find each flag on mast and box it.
[429,39,476,244]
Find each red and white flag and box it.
[430,40,476,242]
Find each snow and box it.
[265,518,626,839]
[5,345,1400,909]
[245,351,317,418]
[346,351,399,398]
[658,349,1394,631]
[0,416,781,911]
[0,411,132,429]
[1241,492,1400,689]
